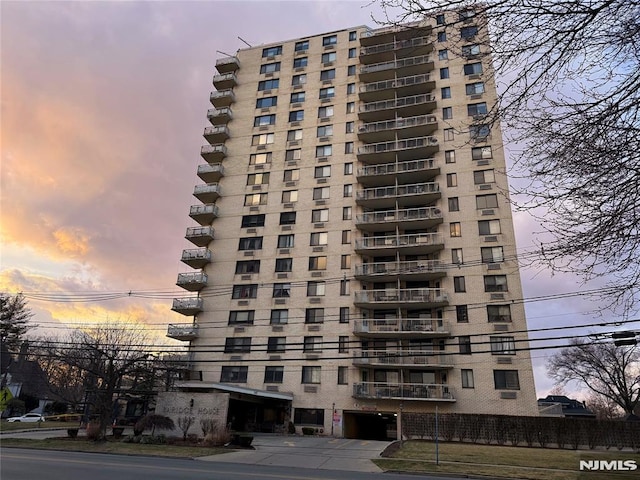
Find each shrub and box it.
[302,427,315,435]
[135,414,175,436]
[67,428,79,438]
[288,421,296,434]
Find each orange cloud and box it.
[53,227,92,257]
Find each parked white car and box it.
[6,413,45,423]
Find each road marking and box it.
[284,441,296,446]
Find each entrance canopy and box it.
[176,382,294,402]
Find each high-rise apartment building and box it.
[168,9,538,439]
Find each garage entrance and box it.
[343,411,398,440]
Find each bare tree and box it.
[375,0,640,310]
[586,392,624,420]
[547,339,640,415]
[0,293,35,353]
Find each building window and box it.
[478,219,501,235]
[251,133,275,145]
[264,366,284,384]
[293,57,308,68]
[289,110,304,122]
[436,13,445,25]
[339,307,350,323]
[494,370,520,390]
[444,150,456,163]
[295,40,309,51]
[461,369,475,388]
[476,194,499,209]
[267,336,286,352]
[307,281,326,296]
[474,169,495,184]
[270,309,288,325]
[437,31,447,42]
[466,81,485,95]
[481,246,504,263]
[317,125,333,137]
[304,336,323,352]
[440,67,449,79]
[349,31,357,41]
[220,366,248,383]
[309,232,328,247]
[244,193,268,206]
[344,163,353,174]
[314,165,331,178]
[246,173,270,186]
[347,65,356,76]
[318,105,334,118]
[347,83,356,94]
[322,35,337,46]
[277,234,294,248]
[313,187,330,200]
[446,173,457,187]
[250,152,272,165]
[320,69,336,81]
[338,366,348,384]
[238,237,263,250]
[275,258,293,272]
[472,123,490,140]
[346,102,355,113]
[321,52,337,63]
[341,254,351,269]
[468,102,488,116]
[224,337,251,353]
[285,148,301,161]
[262,45,282,57]
[285,131,302,146]
[340,207,351,221]
[241,214,265,228]
[292,74,307,86]
[484,275,508,292]
[461,25,479,39]
[346,122,354,133]
[260,62,281,74]
[464,62,483,75]
[229,310,255,325]
[487,305,512,323]
[450,222,462,237]
[452,248,463,265]
[472,146,493,160]
[459,336,472,354]
[444,128,454,141]
[454,276,466,292]
[340,279,350,296]
[348,47,357,58]
[319,87,335,99]
[258,79,279,91]
[315,145,332,158]
[443,107,453,120]
[338,336,349,353]
[312,209,329,223]
[279,212,296,225]
[441,86,451,99]
[253,114,276,126]
[235,260,260,274]
[256,96,277,108]
[301,366,322,384]
[294,407,324,425]
[305,308,324,324]
[290,92,306,103]
[343,184,353,197]
[342,230,351,244]
[491,336,516,355]
[456,305,469,323]
[308,256,327,270]
[281,190,298,203]
[448,197,459,212]
[462,44,481,57]
[344,142,354,154]
[438,49,448,60]
[283,169,300,182]
[273,283,291,298]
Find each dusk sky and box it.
[1,0,627,397]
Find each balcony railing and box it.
[360,36,432,56]
[181,248,212,268]
[166,323,199,340]
[360,94,436,114]
[185,226,214,247]
[354,288,448,305]
[212,72,238,89]
[201,144,227,162]
[356,182,439,202]
[357,158,438,180]
[193,183,221,203]
[207,107,233,125]
[356,206,442,225]
[353,382,455,401]
[359,115,437,136]
[353,318,450,336]
[176,272,208,291]
[353,350,453,367]
[189,204,219,225]
[215,56,240,73]
[170,298,204,317]
[203,125,230,144]
[360,74,433,95]
[354,233,444,251]
[355,260,444,278]
[197,163,224,183]
[210,89,236,108]
[360,55,432,75]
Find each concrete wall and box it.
[156,391,229,437]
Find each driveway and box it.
[198,435,391,472]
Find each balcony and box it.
[353,318,450,337]
[354,233,444,255]
[357,137,439,164]
[176,272,208,291]
[166,322,199,340]
[353,350,453,368]
[359,74,436,102]
[360,36,433,64]
[201,144,227,163]
[171,298,204,316]
[193,183,221,203]
[185,226,214,247]
[358,115,438,142]
[181,248,212,269]
[353,288,449,309]
[356,182,440,208]
[354,260,445,281]
[213,72,237,90]
[197,163,224,183]
[160,352,194,370]
[359,55,434,82]
[360,23,432,45]
[359,94,437,122]
[357,158,440,187]
[215,56,240,74]
[203,125,230,144]
[207,107,233,125]
[353,382,455,402]
[210,89,236,108]
[356,207,443,232]
[189,204,219,225]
